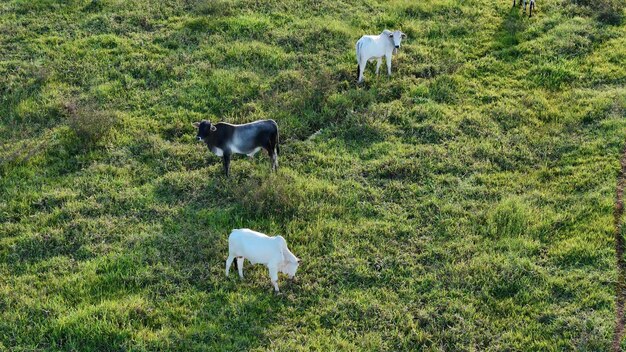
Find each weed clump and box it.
[596,0,625,25]
[189,0,233,16]
[236,171,305,218]
[487,197,533,238]
[572,0,625,25]
[62,100,117,145]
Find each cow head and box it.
[280,256,301,279]
[388,30,407,49]
[192,120,217,142]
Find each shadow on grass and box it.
[491,7,528,61]
[613,141,626,350]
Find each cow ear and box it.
[401,32,407,38]
[210,124,217,132]
[296,257,301,263]
[389,33,393,37]
[192,122,200,128]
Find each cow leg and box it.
[358,59,366,83]
[523,0,527,13]
[512,0,516,7]
[271,132,279,171]
[225,254,235,276]
[268,266,279,292]
[386,55,392,76]
[270,144,278,171]
[375,58,382,75]
[237,257,244,278]
[222,152,231,177]
[269,152,277,171]
[529,1,534,17]
[262,143,277,172]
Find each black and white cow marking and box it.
[193,119,280,177]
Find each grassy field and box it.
[1,0,626,350]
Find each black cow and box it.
[193,119,280,177]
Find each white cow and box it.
[225,228,300,293]
[356,29,406,83]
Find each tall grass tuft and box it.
[63,100,117,145]
[572,0,625,25]
[235,171,305,219]
[487,197,533,239]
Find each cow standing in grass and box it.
[193,119,279,177]
[356,29,406,83]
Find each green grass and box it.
[1,0,626,350]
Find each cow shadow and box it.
[491,6,528,62]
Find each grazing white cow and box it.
[356,29,406,83]
[225,228,300,293]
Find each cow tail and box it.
[271,121,280,156]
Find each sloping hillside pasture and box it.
[1,0,626,350]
